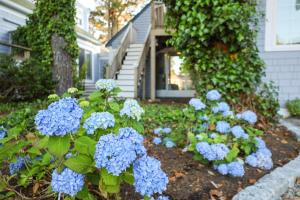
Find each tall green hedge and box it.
[164,0,265,103]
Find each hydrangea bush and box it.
[0,80,168,200]
[184,90,272,177]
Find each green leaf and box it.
[101,169,120,186]
[109,102,120,111]
[74,136,96,156]
[225,145,240,162]
[76,185,96,200]
[122,172,134,185]
[36,136,49,149]
[47,135,70,158]
[64,154,93,174]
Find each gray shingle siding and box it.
[258,0,300,106]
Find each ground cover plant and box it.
[287,98,300,117]
[0,80,169,200]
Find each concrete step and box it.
[125,56,139,61]
[124,60,138,65]
[118,91,136,98]
[119,69,136,75]
[127,48,142,52]
[127,51,141,56]
[118,74,135,80]
[116,79,135,86]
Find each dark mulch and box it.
[120,126,300,200]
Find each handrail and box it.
[136,25,151,94]
[0,40,32,51]
[108,22,135,78]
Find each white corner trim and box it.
[265,0,300,52]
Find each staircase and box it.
[116,44,144,98]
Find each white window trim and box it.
[265,0,300,51]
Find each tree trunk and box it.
[51,34,73,95]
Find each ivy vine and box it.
[164,0,265,104]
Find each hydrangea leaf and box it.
[47,135,70,158]
[225,145,240,162]
[76,185,96,200]
[109,102,120,112]
[101,169,121,186]
[64,154,93,174]
[187,132,197,144]
[122,171,134,185]
[35,136,49,149]
[74,136,96,156]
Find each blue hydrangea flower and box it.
[222,110,234,117]
[227,162,245,177]
[9,157,26,175]
[255,137,266,149]
[95,130,145,176]
[200,116,209,121]
[189,98,206,110]
[51,168,84,197]
[231,125,248,139]
[153,137,162,145]
[206,90,221,101]
[210,133,217,139]
[216,164,228,175]
[196,142,229,161]
[201,123,209,129]
[162,128,172,134]
[83,112,115,134]
[216,121,231,134]
[0,126,6,139]
[245,147,273,170]
[120,99,144,121]
[153,196,169,200]
[35,98,83,136]
[95,79,117,92]
[133,156,168,196]
[163,137,176,148]
[212,102,230,113]
[154,128,163,135]
[237,110,257,124]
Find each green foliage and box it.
[0,87,147,199]
[286,98,300,116]
[164,0,266,105]
[12,0,80,89]
[0,54,54,102]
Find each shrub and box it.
[0,80,168,200]
[286,98,300,117]
[0,54,54,102]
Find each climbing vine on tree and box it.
[164,0,264,100]
[13,0,79,95]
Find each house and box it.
[105,0,300,107]
[0,0,105,92]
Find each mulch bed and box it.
[121,126,300,200]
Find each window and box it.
[265,0,300,51]
[76,7,84,27]
[79,49,92,80]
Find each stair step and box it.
[118,91,136,98]
[125,56,139,60]
[118,74,135,80]
[127,48,142,52]
[119,69,136,75]
[124,60,138,65]
[122,65,137,70]
[130,44,144,48]
[116,79,135,86]
[127,52,141,56]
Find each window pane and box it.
[276,0,300,45]
[85,51,92,80]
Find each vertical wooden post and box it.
[150,33,156,100]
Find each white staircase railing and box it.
[108,22,137,79]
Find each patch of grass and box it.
[286,98,300,117]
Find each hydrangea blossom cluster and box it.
[51,168,85,197]
[0,126,6,139]
[67,87,78,94]
[216,121,231,133]
[9,157,26,175]
[94,128,146,176]
[163,137,176,148]
[215,162,245,177]
[35,98,83,136]
[245,137,273,170]
[83,112,115,134]
[212,102,230,113]
[153,137,162,145]
[196,142,229,161]
[206,90,221,101]
[133,156,168,196]
[154,127,172,135]
[151,196,169,200]
[120,99,144,121]
[189,98,206,110]
[95,79,117,92]
[237,110,257,124]
[231,125,249,139]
